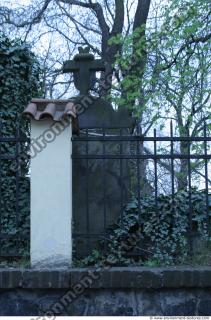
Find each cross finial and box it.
[63,47,105,96]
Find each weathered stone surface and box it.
[160,290,197,316]
[163,300,197,316]
[137,291,161,316]
[68,290,136,316]
[0,288,206,316]
[0,268,210,315]
[0,291,38,316]
[72,129,132,257]
[198,299,211,316]
[72,96,134,257]
[76,97,134,129]
[0,288,211,316]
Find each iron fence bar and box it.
[154,129,158,219]
[78,126,130,130]
[102,126,107,252]
[15,120,20,254]
[170,122,175,196]
[72,154,211,160]
[120,128,123,227]
[73,233,111,237]
[187,129,193,255]
[85,128,90,253]
[0,155,18,160]
[170,122,175,230]
[73,136,211,142]
[137,132,141,223]
[0,234,29,240]
[0,253,28,258]
[0,137,29,142]
[204,122,210,237]
[0,118,2,257]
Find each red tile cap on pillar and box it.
[63,102,77,118]
[23,99,79,134]
[23,103,37,118]
[40,103,56,120]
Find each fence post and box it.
[30,118,73,268]
[19,93,79,270]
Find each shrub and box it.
[74,189,210,267]
[0,34,41,259]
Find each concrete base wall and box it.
[1,288,211,316]
[1,267,211,316]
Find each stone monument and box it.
[63,48,134,257]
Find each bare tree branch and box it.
[1,0,52,27]
[58,0,109,39]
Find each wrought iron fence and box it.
[0,118,211,264]
[72,123,211,263]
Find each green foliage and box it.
[74,189,211,267]
[110,0,211,135]
[0,34,42,119]
[0,177,30,257]
[0,34,42,259]
[108,0,210,199]
[109,25,147,116]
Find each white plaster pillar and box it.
[30,119,72,268]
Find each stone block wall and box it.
[0,267,211,316]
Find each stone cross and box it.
[63,47,105,95]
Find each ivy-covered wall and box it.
[0,34,42,260]
[0,35,41,118]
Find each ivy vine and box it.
[74,189,211,267]
[0,34,42,259]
